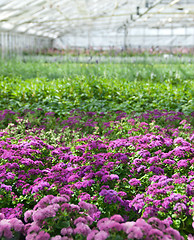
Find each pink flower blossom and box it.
[35,230,50,240]
[74,222,91,236]
[127,226,143,239]
[9,218,24,231]
[94,230,109,240]
[51,235,62,240]
[0,219,13,239]
[61,227,74,236]
[110,215,124,223]
[24,210,33,222]
[87,230,99,240]
[188,234,194,240]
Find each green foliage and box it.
[0,59,193,115]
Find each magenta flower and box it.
[148,228,164,238]
[188,234,194,240]
[127,226,143,239]
[129,178,141,186]
[24,210,33,223]
[87,230,99,240]
[94,230,109,240]
[35,230,50,240]
[51,235,62,240]
[0,219,13,239]
[74,222,91,236]
[110,215,124,223]
[61,227,73,236]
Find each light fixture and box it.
[136,6,140,15]
[143,17,148,21]
[168,17,172,22]
[28,29,36,35]
[0,22,14,30]
[169,0,180,6]
[158,7,164,12]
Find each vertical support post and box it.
[171,23,173,53]
[0,32,2,59]
[13,33,16,58]
[6,32,8,58]
[87,30,90,49]
[8,33,11,58]
[123,24,128,50]
[185,25,187,47]
[16,34,19,56]
[143,26,145,49]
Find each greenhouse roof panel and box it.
[0,0,193,38]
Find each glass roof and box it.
[0,0,193,39]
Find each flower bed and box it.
[0,109,193,239]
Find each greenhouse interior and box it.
[0,0,194,240]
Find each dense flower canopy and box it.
[0,108,193,239]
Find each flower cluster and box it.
[0,213,24,239]
[0,109,193,239]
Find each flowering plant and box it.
[0,109,193,239]
[0,213,24,239]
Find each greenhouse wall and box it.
[56,27,194,50]
[1,28,193,57]
[0,32,52,58]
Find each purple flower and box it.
[127,226,143,239]
[78,201,99,218]
[165,227,184,240]
[99,189,122,205]
[34,195,54,209]
[110,215,124,223]
[128,194,145,210]
[51,236,62,240]
[190,134,194,141]
[9,218,24,232]
[87,230,99,240]
[148,217,167,232]
[50,196,70,204]
[163,159,175,165]
[138,150,151,158]
[177,160,188,168]
[31,181,50,193]
[149,166,164,175]
[61,227,73,236]
[94,230,109,240]
[74,222,91,236]
[121,221,136,233]
[109,174,119,180]
[136,165,146,173]
[148,228,164,238]
[32,204,60,223]
[0,184,12,192]
[173,203,187,212]
[45,112,55,116]
[77,192,90,201]
[0,219,13,239]
[129,178,141,186]
[24,210,34,223]
[74,217,87,225]
[35,230,50,240]
[98,219,122,232]
[188,234,194,240]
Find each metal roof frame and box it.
[0,0,193,39]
